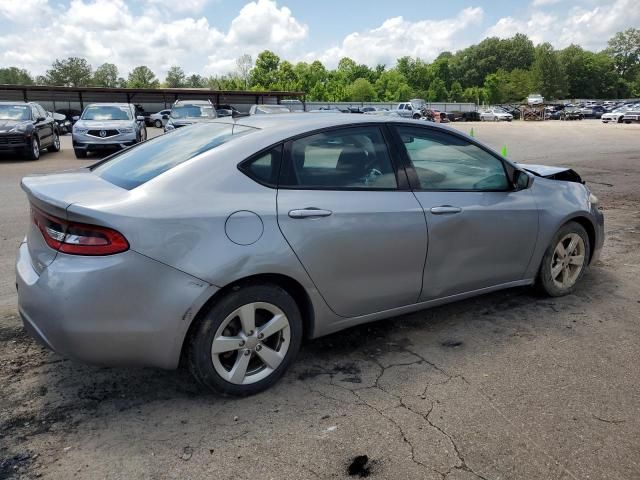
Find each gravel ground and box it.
[1,121,639,480]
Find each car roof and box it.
[214,112,461,139]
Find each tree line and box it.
[1,29,638,103]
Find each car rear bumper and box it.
[16,242,214,369]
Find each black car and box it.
[0,102,60,160]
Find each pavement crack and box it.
[592,415,626,424]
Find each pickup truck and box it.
[394,99,426,119]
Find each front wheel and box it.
[154,119,162,128]
[187,284,303,396]
[74,148,87,159]
[538,222,590,297]
[25,136,40,160]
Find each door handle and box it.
[288,208,333,219]
[430,206,462,215]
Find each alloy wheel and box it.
[211,302,291,385]
[32,137,39,159]
[53,132,60,150]
[550,233,586,290]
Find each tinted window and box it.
[82,105,132,120]
[281,127,397,189]
[396,126,509,191]
[239,146,282,187]
[92,123,257,189]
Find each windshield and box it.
[92,122,257,189]
[171,105,216,119]
[82,105,132,121]
[0,104,31,121]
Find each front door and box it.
[277,125,427,318]
[392,125,539,300]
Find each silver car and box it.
[17,115,604,396]
[72,103,147,158]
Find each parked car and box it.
[150,109,171,128]
[622,111,640,123]
[16,114,604,396]
[527,93,544,105]
[395,100,425,119]
[601,108,628,123]
[49,111,72,134]
[561,108,583,121]
[480,108,513,122]
[249,105,291,115]
[164,100,217,132]
[0,101,60,160]
[581,106,606,118]
[72,103,147,158]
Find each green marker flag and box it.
[501,145,508,157]
[469,127,475,137]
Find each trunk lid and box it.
[21,170,129,273]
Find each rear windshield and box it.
[171,104,216,119]
[92,123,257,189]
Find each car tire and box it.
[48,130,61,152]
[140,127,147,142]
[74,148,87,159]
[187,283,303,396]
[494,117,499,122]
[25,135,40,160]
[412,113,421,120]
[538,221,590,297]
[154,119,162,128]
[617,117,623,123]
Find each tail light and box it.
[32,207,129,256]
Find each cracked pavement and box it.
[1,122,640,479]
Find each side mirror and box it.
[513,169,531,190]
[136,116,145,121]
[162,114,169,120]
[72,116,80,121]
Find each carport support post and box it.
[78,91,84,111]
[22,88,28,103]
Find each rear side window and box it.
[239,146,282,187]
[92,123,257,189]
[280,127,397,189]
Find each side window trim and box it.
[389,124,513,193]
[278,125,406,191]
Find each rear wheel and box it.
[48,131,61,152]
[538,222,590,297]
[139,127,147,142]
[187,284,303,396]
[74,148,87,159]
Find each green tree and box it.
[0,67,33,85]
[483,73,503,104]
[606,28,640,80]
[348,78,376,101]
[277,60,297,91]
[427,78,448,101]
[165,66,186,88]
[448,81,463,102]
[250,50,280,89]
[127,66,159,88]
[46,57,93,86]
[93,63,118,87]
[186,74,205,88]
[532,43,567,100]
[374,70,412,101]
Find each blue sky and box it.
[0,0,638,77]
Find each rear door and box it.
[391,125,539,301]
[276,125,427,318]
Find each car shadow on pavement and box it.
[0,265,616,453]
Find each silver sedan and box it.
[16,114,604,396]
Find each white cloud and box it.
[487,0,640,50]
[312,7,484,68]
[146,0,212,14]
[0,0,51,23]
[532,0,562,6]
[0,0,308,78]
